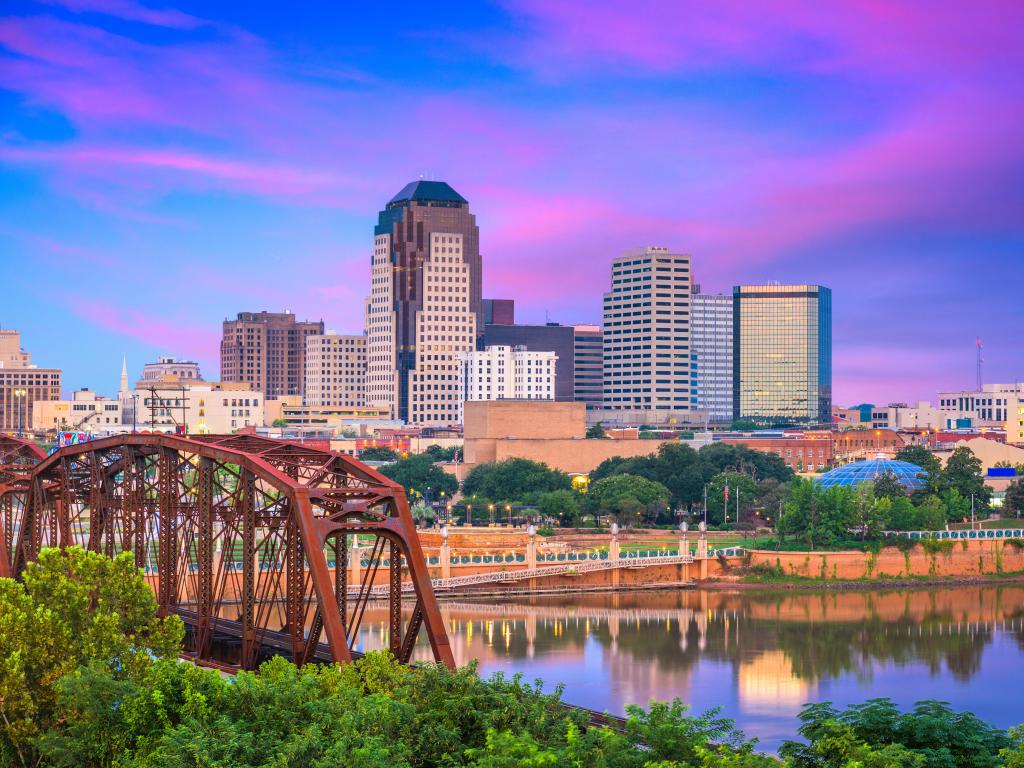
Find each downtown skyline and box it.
[2,0,1023,402]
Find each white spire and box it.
[120,354,129,394]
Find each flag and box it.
[723,483,729,503]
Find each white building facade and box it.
[127,382,264,434]
[304,333,366,407]
[691,290,733,423]
[937,384,1024,442]
[458,345,556,421]
[602,246,693,413]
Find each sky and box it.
[1,0,1022,405]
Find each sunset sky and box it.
[2,0,1022,403]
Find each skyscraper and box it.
[733,284,832,426]
[220,311,324,399]
[304,333,366,407]
[691,288,733,423]
[0,329,61,434]
[365,181,481,426]
[602,247,693,412]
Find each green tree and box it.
[271,418,288,428]
[730,419,759,431]
[360,446,400,462]
[705,472,758,527]
[379,454,458,501]
[0,547,183,767]
[943,446,992,508]
[584,474,671,526]
[916,494,947,530]
[423,444,460,462]
[894,444,942,476]
[1005,480,1024,518]
[461,459,571,503]
[536,489,581,526]
[871,471,907,500]
[585,422,607,439]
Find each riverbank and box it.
[710,570,1024,591]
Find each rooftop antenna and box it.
[976,337,984,390]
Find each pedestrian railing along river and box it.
[883,528,1024,540]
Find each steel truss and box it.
[1,433,454,671]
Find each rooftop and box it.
[388,180,467,206]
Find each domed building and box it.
[816,458,928,492]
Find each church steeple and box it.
[120,355,129,394]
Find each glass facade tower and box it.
[733,284,831,426]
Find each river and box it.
[358,585,1024,750]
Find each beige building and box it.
[304,333,366,407]
[455,399,676,479]
[365,181,481,428]
[271,400,392,434]
[938,384,1024,436]
[33,389,124,432]
[0,329,62,434]
[458,345,556,421]
[136,356,202,388]
[128,380,263,434]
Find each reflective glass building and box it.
[733,284,831,426]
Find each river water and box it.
[358,585,1024,750]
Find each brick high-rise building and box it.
[220,311,324,399]
[602,247,694,413]
[0,329,61,434]
[365,181,481,426]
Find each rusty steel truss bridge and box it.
[0,433,454,672]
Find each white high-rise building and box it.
[304,333,366,407]
[365,181,481,427]
[458,345,556,421]
[602,246,693,412]
[937,383,1024,441]
[691,289,733,423]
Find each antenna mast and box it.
[976,337,983,390]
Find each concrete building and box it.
[733,284,832,426]
[482,323,574,401]
[573,324,603,408]
[220,311,324,399]
[602,246,694,413]
[937,384,1024,440]
[129,380,263,434]
[458,345,556,420]
[691,288,733,423]
[32,389,123,433]
[136,356,202,388]
[304,333,366,408]
[366,180,481,427]
[0,329,61,434]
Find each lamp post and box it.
[505,503,512,527]
[131,393,139,433]
[13,388,27,437]
[488,503,495,527]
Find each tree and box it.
[585,422,607,439]
[424,444,460,462]
[461,459,571,503]
[583,474,670,526]
[1004,480,1024,518]
[894,444,942,476]
[705,472,758,527]
[271,418,288,428]
[379,454,458,501]
[871,471,906,500]
[943,446,992,508]
[730,419,759,431]
[0,547,183,766]
[360,446,400,462]
[536,489,581,526]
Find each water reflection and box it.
[357,586,1024,749]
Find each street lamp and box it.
[488,503,495,526]
[505,503,512,527]
[13,388,27,437]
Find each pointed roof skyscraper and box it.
[120,355,129,394]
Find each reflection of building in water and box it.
[737,650,816,714]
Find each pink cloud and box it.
[70,297,220,361]
[39,0,206,29]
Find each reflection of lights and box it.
[486,620,494,646]
[466,621,473,643]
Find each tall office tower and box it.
[458,345,557,421]
[483,298,515,325]
[691,288,734,423]
[733,284,832,426]
[220,311,324,399]
[304,333,366,407]
[366,181,481,426]
[0,328,61,433]
[602,247,694,412]
[572,324,603,408]
[482,323,575,401]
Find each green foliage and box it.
[271,418,288,428]
[705,472,758,526]
[943,446,992,508]
[380,453,458,500]
[1004,480,1024,518]
[423,444,460,462]
[361,446,401,462]
[894,444,942,478]
[730,419,760,431]
[780,698,1010,768]
[584,473,671,525]
[536,489,581,526]
[871,471,907,500]
[585,422,607,439]
[461,458,571,503]
[0,547,183,767]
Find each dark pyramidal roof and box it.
[389,180,467,205]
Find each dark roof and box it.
[389,180,467,205]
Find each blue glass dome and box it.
[816,459,928,491]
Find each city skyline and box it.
[3,1,1023,403]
